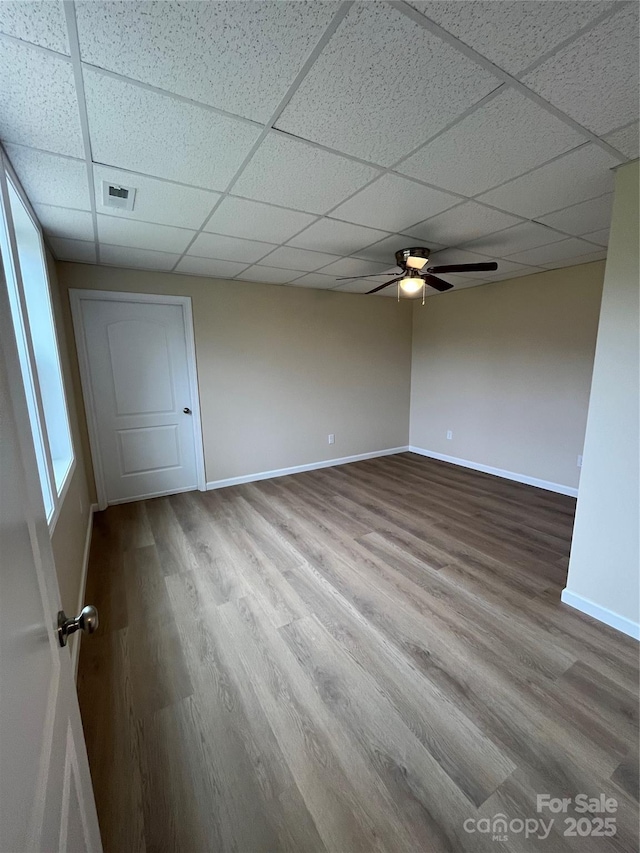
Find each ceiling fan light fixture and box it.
[406,255,428,270]
[399,275,423,294]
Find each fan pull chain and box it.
[422,282,426,306]
[397,281,400,302]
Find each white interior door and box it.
[0,270,102,853]
[70,290,205,508]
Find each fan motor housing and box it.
[396,247,431,270]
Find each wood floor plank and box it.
[78,455,639,853]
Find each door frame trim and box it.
[69,288,207,510]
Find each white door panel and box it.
[0,268,101,852]
[70,292,204,506]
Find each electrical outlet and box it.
[577,454,583,468]
[328,434,335,445]
[446,430,453,440]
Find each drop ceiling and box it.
[0,1,637,296]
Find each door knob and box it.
[57,605,99,647]
[183,407,192,414]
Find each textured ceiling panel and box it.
[75,1,339,123]
[288,272,340,289]
[100,244,181,270]
[288,218,388,256]
[540,249,607,269]
[319,257,392,279]
[232,133,379,214]
[5,145,90,209]
[97,215,195,254]
[477,145,620,219]
[0,42,83,157]
[275,1,500,165]
[536,193,614,237]
[93,165,219,230]
[49,236,96,264]
[408,1,617,75]
[604,121,639,160]
[405,202,522,246]
[187,232,276,264]
[0,1,69,54]
[398,89,585,195]
[204,197,316,245]
[505,236,603,266]
[259,246,340,272]
[235,265,304,284]
[331,174,458,233]
[84,69,262,190]
[582,228,610,247]
[522,4,639,135]
[34,204,94,241]
[459,221,567,258]
[174,256,249,279]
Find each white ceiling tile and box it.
[275,1,500,165]
[405,201,521,246]
[536,193,614,236]
[0,1,69,54]
[188,232,276,264]
[75,1,339,123]
[331,174,458,233]
[232,132,379,214]
[174,256,250,279]
[485,265,544,281]
[97,215,195,254]
[235,266,302,284]
[100,244,180,271]
[205,197,315,244]
[582,228,610,247]
[5,145,90,209]
[408,1,617,75]
[604,121,639,160]
[505,237,601,266]
[477,144,619,219]
[540,250,607,269]
[353,234,444,265]
[398,89,584,195]
[84,68,261,190]
[34,204,94,241]
[49,237,96,264]
[521,5,639,135]
[259,246,340,272]
[288,218,388,255]
[459,222,567,257]
[93,165,219,229]
[319,257,392,279]
[0,42,83,157]
[287,273,339,289]
[334,279,390,294]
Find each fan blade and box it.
[366,277,401,294]
[336,271,399,281]
[422,273,453,292]
[427,262,498,274]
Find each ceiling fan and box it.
[336,247,498,302]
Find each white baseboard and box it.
[561,589,640,640]
[71,502,98,681]
[206,447,410,490]
[408,446,578,497]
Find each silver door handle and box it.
[57,605,99,647]
[183,407,192,414]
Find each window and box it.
[0,150,74,527]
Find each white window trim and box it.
[0,146,76,534]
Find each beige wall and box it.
[409,262,605,489]
[55,264,413,489]
[46,253,92,624]
[565,161,639,633]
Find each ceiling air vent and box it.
[102,181,136,211]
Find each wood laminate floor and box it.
[78,453,639,853]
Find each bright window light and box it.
[0,158,74,525]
